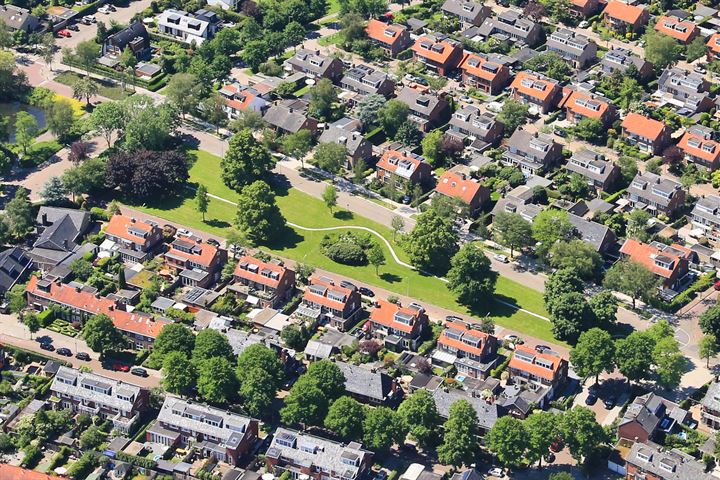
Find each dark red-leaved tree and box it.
[106,149,189,200]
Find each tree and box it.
[525,411,559,468]
[68,141,91,164]
[391,215,405,241]
[437,400,479,467]
[548,240,601,280]
[363,406,405,450]
[72,77,98,106]
[221,129,275,192]
[394,121,422,146]
[485,416,527,467]
[686,36,707,62]
[532,209,574,261]
[197,357,237,405]
[570,328,615,384]
[397,390,441,449]
[40,176,68,205]
[548,292,593,342]
[195,184,209,221]
[231,110,266,132]
[15,111,38,155]
[447,244,496,308]
[91,100,125,148]
[421,129,445,167]
[313,142,346,173]
[165,73,202,119]
[236,180,286,245]
[61,157,106,200]
[378,99,409,138]
[700,334,718,368]
[79,426,104,450]
[561,407,606,465]
[653,336,685,389]
[202,93,227,134]
[192,328,234,364]
[603,259,658,308]
[284,21,306,48]
[356,93,386,129]
[323,185,338,213]
[492,211,533,258]
[82,314,126,359]
[309,78,339,121]
[306,360,346,401]
[22,313,40,340]
[701,305,720,338]
[106,149,189,200]
[523,52,571,81]
[47,98,76,141]
[324,396,365,440]
[588,291,618,328]
[281,376,329,427]
[403,209,459,274]
[497,99,529,136]
[282,130,313,169]
[644,30,681,70]
[162,352,197,396]
[626,209,652,242]
[367,243,386,276]
[74,40,100,75]
[615,332,654,383]
[5,188,33,239]
[236,344,284,388]
[122,96,178,152]
[571,118,605,144]
[544,269,584,312]
[152,323,196,364]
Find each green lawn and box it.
[54,71,129,101]
[128,150,559,344]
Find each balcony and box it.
[78,403,101,415]
[113,412,139,433]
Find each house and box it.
[678,125,720,170]
[562,90,616,126]
[600,47,653,79]
[284,49,344,82]
[431,383,505,433]
[232,255,296,308]
[602,0,649,34]
[104,215,163,264]
[263,103,319,135]
[318,122,372,169]
[376,149,433,192]
[475,11,543,47]
[619,239,691,291]
[570,0,599,17]
[620,113,671,155]
[102,21,151,59]
[502,129,563,176]
[491,185,544,222]
[411,34,464,76]
[441,0,491,26]
[507,345,568,407]
[701,381,720,429]
[625,441,714,480]
[157,9,213,45]
[400,464,442,480]
[300,275,362,331]
[207,0,238,11]
[26,276,168,349]
[707,33,720,61]
[336,361,403,406]
[618,393,689,443]
[433,319,498,379]
[448,105,504,147]
[163,235,227,288]
[0,248,32,298]
[509,71,562,114]
[340,64,395,98]
[0,466,67,480]
[369,299,429,351]
[365,19,412,57]
[147,396,259,465]
[458,53,511,95]
[50,366,149,433]
[654,14,698,44]
[47,6,78,30]
[690,195,720,245]
[658,67,713,114]
[218,84,270,120]
[546,28,597,69]
[626,171,685,216]
[434,168,491,217]
[564,149,620,191]
[568,213,618,254]
[267,429,372,480]
[396,86,451,132]
[29,207,91,271]
[0,5,38,33]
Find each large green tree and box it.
[397,390,441,450]
[309,78,340,121]
[615,332,654,383]
[221,129,275,192]
[313,142,347,174]
[282,129,313,169]
[324,396,365,440]
[197,357,237,405]
[363,407,406,450]
[403,209,459,274]
[570,328,615,384]
[82,314,126,359]
[90,100,125,148]
[377,99,409,138]
[281,375,329,427]
[165,73,203,118]
[192,328,234,364]
[644,30,682,70]
[437,399,479,467]
[548,291,594,342]
[47,99,76,142]
[525,411,560,468]
[235,180,286,245]
[532,209,575,261]
[603,259,658,308]
[560,407,607,465]
[492,212,533,258]
[446,243,496,308]
[700,305,720,338]
[497,99,529,136]
[14,111,38,155]
[149,323,195,367]
[548,240,602,280]
[162,351,197,396]
[485,416,527,467]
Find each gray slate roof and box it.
[50,366,144,413]
[568,213,615,252]
[627,442,714,480]
[627,171,682,209]
[286,49,342,77]
[431,387,503,430]
[318,126,368,157]
[0,247,31,293]
[263,104,313,133]
[0,5,38,31]
[396,87,448,118]
[565,150,618,185]
[441,0,490,23]
[336,361,393,402]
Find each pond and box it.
[0,102,47,143]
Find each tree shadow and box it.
[380,272,402,284]
[271,173,291,197]
[333,210,353,220]
[263,225,304,250]
[205,219,231,229]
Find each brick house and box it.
[602,0,649,34]
[284,49,344,82]
[625,442,714,480]
[620,113,671,155]
[570,0,599,17]
[376,149,433,192]
[507,345,568,407]
[618,393,689,443]
[434,319,498,379]
[546,28,597,69]
[164,236,227,288]
[300,275,362,331]
[475,11,543,47]
[564,149,620,191]
[411,34,464,76]
[707,33,720,61]
[458,52,511,95]
[600,47,654,79]
[509,71,562,114]
[232,256,296,308]
[619,239,691,291]
[365,19,412,57]
[702,381,720,429]
[434,168,491,217]
[147,396,259,465]
[337,361,403,406]
[104,214,164,264]
[448,105,504,146]
[625,171,686,216]
[654,14,698,44]
[502,129,563,176]
[678,125,720,170]
[396,86,451,132]
[218,83,269,120]
[690,195,720,246]
[317,122,372,169]
[562,90,616,126]
[369,299,429,351]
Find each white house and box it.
[207,0,238,10]
[157,9,210,44]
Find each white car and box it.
[98,5,112,13]
[82,15,97,23]
[578,20,589,28]
[177,228,193,237]
[487,468,504,478]
[493,253,509,263]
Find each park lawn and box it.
[54,71,128,102]
[327,0,341,15]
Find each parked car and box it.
[56,29,72,37]
[493,254,509,263]
[57,347,72,356]
[75,352,91,361]
[585,392,598,405]
[80,16,92,25]
[98,5,112,13]
[714,280,720,291]
[340,280,357,290]
[40,342,55,351]
[604,395,617,409]
[534,344,551,354]
[131,367,148,377]
[578,20,589,28]
[445,315,463,322]
[83,14,96,23]
[359,287,374,297]
[487,468,504,478]
[177,228,193,237]
[67,24,79,31]
[112,363,130,372]
[206,238,221,247]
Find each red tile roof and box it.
[370,299,425,334]
[376,150,424,175]
[564,90,611,120]
[0,465,66,480]
[619,239,689,279]
[707,33,720,54]
[366,19,405,46]
[412,36,461,65]
[166,236,219,268]
[222,84,259,112]
[654,15,697,43]
[303,275,356,310]
[621,113,667,141]
[678,130,720,164]
[510,71,559,103]
[435,170,484,205]
[509,344,565,381]
[233,255,291,289]
[602,0,647,25]
[25,276,166,338]
[105,214,157,246]
[458,53,507,82]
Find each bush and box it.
[48,446,72,471]
[67,452,97,479]
[36,308,54,327]
[21,445,42,468]
[490,355,511,378]
[90,207,111,221]
[323,242,367,265]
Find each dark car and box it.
[585,392,598,405]
[604,396,617,409]
[206,238,221,247]
[40,342,55,351]
[131,367,148,377]
[535,344,551,354]
[67,24,79,31]
[75,352,91,361]
[359,287,374,297]
[445,315,463,322]
[57,347,72,356]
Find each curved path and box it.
[206,192,550,321]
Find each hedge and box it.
[652,271,716,312]
[601,188,626,204]
[36,308,54,327]
[490,355,511,378]
[116,451,158,469]
[62,58,169,92]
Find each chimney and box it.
[75,286,82,293]
[534,132,539,138]
[63,239,68,250]
[288,108,293,114]
[42,213,48,225]
[109,305,114,311]
[130,217,136,223]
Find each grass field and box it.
[54,71,129,101]
[128,150,559,344]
